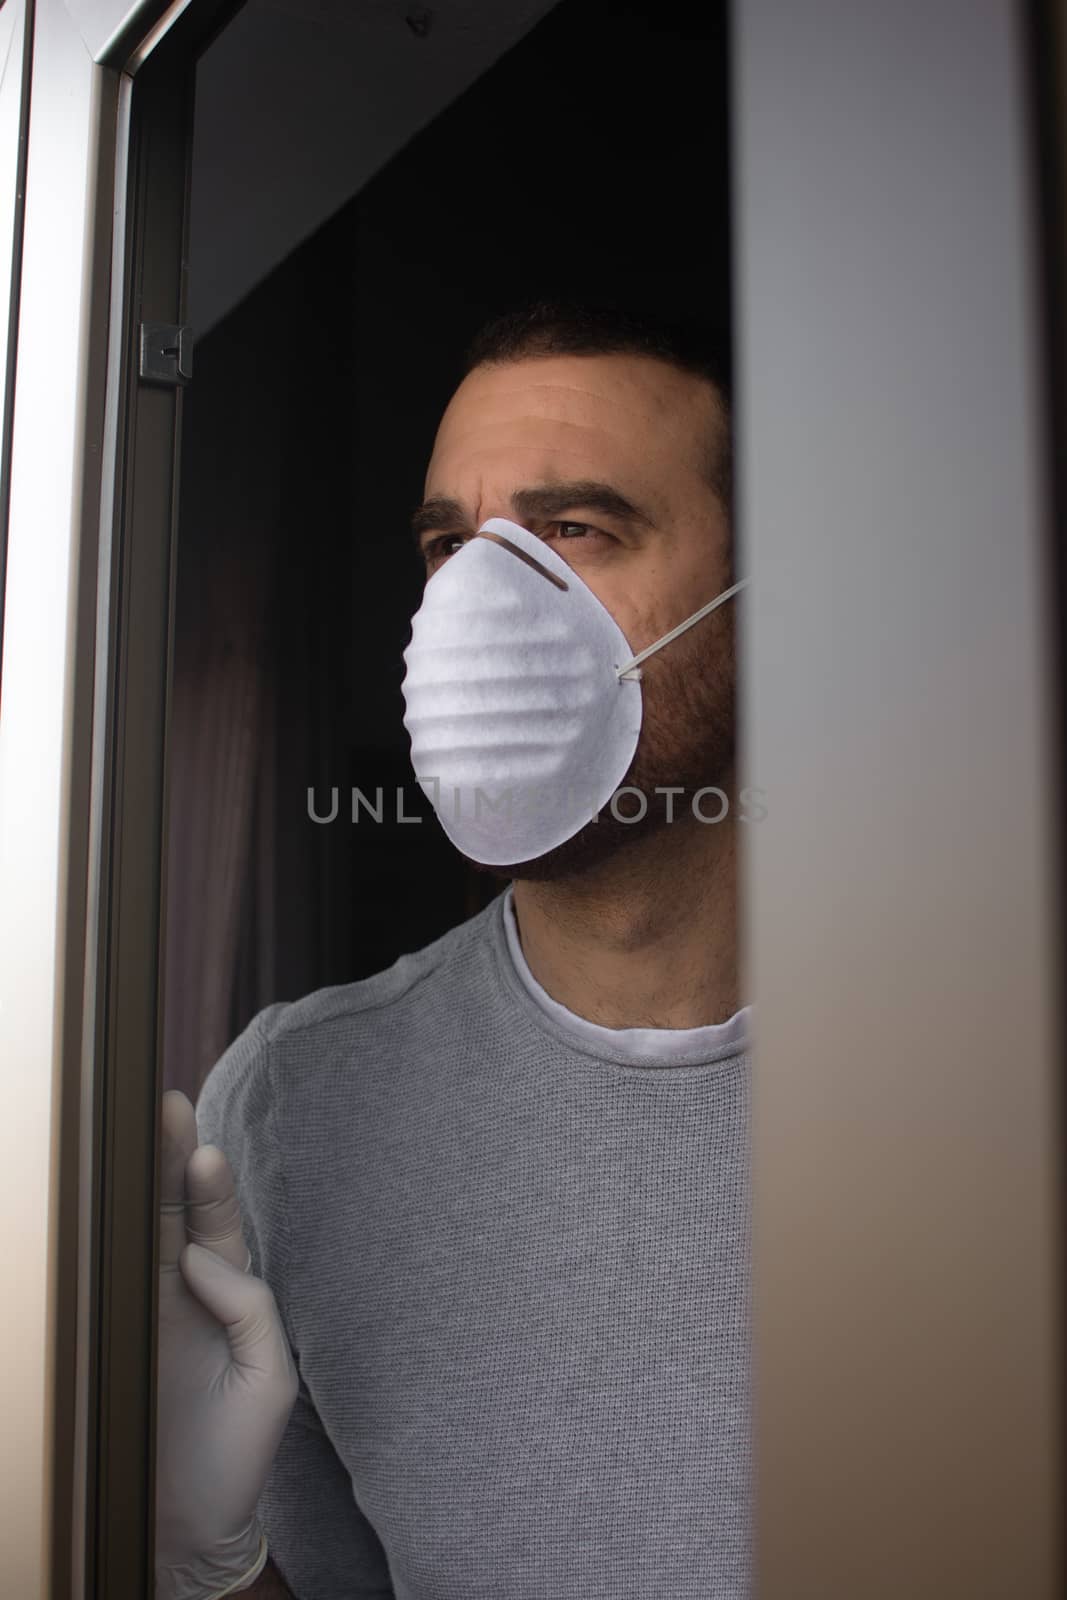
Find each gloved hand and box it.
[156,1090,298,1600]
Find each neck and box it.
[510,785,740,1031]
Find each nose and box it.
[474,525,569,592]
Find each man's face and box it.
[415,352,737,878]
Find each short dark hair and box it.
[462,301,733,517]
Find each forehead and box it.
[425,353,716,499]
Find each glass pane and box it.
[158,4,742,1597]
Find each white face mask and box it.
[401,517,748,866]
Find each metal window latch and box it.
[139,323,194,386]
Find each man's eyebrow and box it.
[410,481,654,549]
[511,481,653,528]
[411,496,469,545]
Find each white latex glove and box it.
[156,1089,298,1600]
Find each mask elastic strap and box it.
[616,576,750,681]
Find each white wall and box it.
[735,0,1062,1593]
[0,2,109,1592]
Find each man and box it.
[157,304,753,1600]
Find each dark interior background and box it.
[164,0,732,1097]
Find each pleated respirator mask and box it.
[401,518,748,865]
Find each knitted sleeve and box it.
[197,1008,396,1600]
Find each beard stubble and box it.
[473,601,738,885]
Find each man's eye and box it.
[424,534,467,565]
[547,521,594,540]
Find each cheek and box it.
[590,585,668,657]
[593,563,688,655]
[591,539,729,658]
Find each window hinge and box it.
[139,323,194,386]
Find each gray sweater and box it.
[197,892,751,1600]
